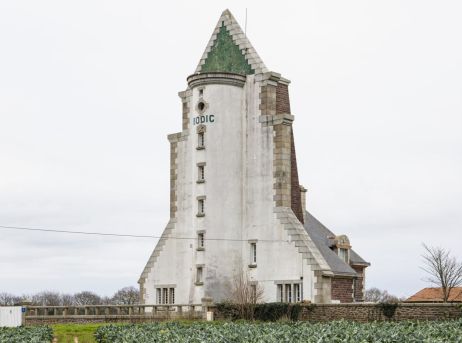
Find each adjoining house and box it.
[405,287,462,303]
[139,9,369,305]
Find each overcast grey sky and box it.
[1,0,461,298]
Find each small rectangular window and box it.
[199,88,204,97]
[250,243,257,265]
[250,284,257,301]
[196,266,203,284]
[198,199,205,216]
[198,165,205,181]
[198,232,205,249]
[198,132,205,148]
[169,288,175,304]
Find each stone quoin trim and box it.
[168,133,180,218]
[258,72,334,303]
[178,89,192,131]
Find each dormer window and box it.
[338,248,349,263]
[329,234,351,264]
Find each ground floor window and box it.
[155,287,176,304]
[294,283,301,302]
[276,282,302,303]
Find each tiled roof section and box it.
[195,9,268,75]
[350,249,370,266]
[200,22,254,75]
[406,287,462,302]
[303,211,369,277]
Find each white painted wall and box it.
[143,75,316,305]
[0,307,23,327]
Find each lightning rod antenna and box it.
[245,8,248,37]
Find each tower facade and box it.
[139,10,369,305]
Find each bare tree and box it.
[421,244,462,302]
[228,270,264,320]
[364,288,402,303]
[101,296,112,305]
[73,291,102,305]
[364,288,382,302]
[61,294,75,306]
[0,292,21,306]
[111,286,139,305]
[31,291,62,306]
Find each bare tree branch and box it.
[421,244,462,302]
[228,269,264,320]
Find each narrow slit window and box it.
[196,266,203,283]
[198,232,205,249]
[198,199,205,215]
[198,165,205,181]
[198,132,205,148]
[250,243,257,265]
[251,284,257,301]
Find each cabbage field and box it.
[94,320,462,343]
[0,326,53,343]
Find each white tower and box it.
[139,10,369,305]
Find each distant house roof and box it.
[303,211,370,277]
[405,287,462,303]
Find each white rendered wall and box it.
[192,82,245,302]
[144,75,315,304]
[0,307,22,327]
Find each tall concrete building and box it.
[139,10,369,305]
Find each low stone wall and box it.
[25,313,203,325]
[23,304,205,325]
[300,303,461,322]
[23,303,462,325]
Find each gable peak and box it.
[194,9,267,75]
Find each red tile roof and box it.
[406,287,462,302]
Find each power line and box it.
[0,225,290,243]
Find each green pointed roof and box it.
[201,22,254,75]
[195,9,267,75]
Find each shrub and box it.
[0,326,53,343]
[216,302,302,321]
[378,302,399,319]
